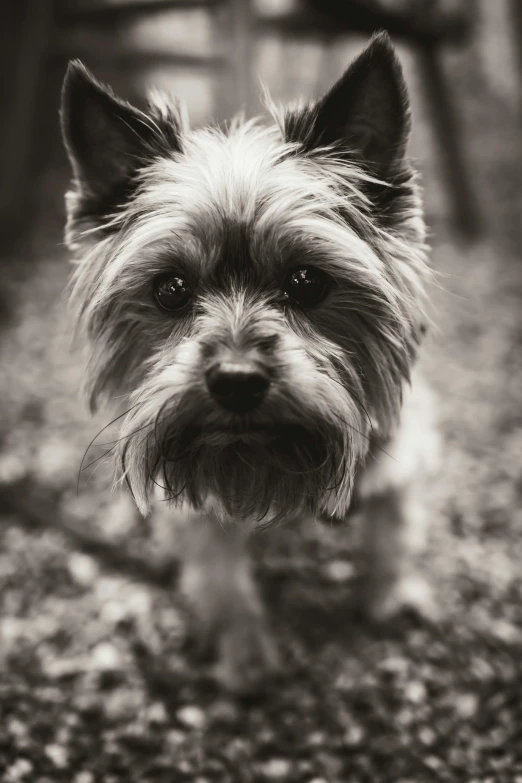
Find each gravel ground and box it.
[1,9,522,782]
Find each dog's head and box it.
[62,33,429,522]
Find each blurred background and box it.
[1,1,522,781]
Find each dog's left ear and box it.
[61,61,184,242]
[286,32,410,177]
[61,62,160,204]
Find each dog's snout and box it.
[205,362,270,413]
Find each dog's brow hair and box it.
[71,115,428,310]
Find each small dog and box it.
[62,33,439,690]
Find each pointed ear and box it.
[61,62,160,200]
[288,33,411,177]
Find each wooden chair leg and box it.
[0,0,54,242]
[229,0,253,114]
[416,42,481,239]
[509,0,522,122]
[212,0,253,122]
[314,35,342,97]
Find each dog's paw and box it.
[364,571,439,624]
[214,614,281,694]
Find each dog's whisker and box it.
[94,422,154,448]
[254,502,272,527]
[327,370,374,433]
[77,403,142,494]
[82,446,116,473]
[327,408,396,461]
[324,456,348,492]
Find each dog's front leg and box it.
[358,481,437,621]
[175,508,280,691]
[356,376,440,622]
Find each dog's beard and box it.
[118,385,366,524]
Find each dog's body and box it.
[62,34,439,690]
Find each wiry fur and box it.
[61,34,439,688]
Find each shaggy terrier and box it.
[62,33,439,690]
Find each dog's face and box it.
[62,34,428,522]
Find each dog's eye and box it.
[284,267,330,307]
[153,274,191,313]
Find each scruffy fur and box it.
[62,34,440,690]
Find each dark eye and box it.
[284,266,330,307]
[153,274,191,313]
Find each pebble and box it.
[7,718,27,738]
[104,689,143,721]
[209,700,239,724]
[227,737,250,759]
[91,642,122,672]
[418,726,436,746]
[404,680,426,704]
[5,759,33,781]
[456,692,478,718]
[0,453,27,484]
[324,559,355,583]
[126,587,152,616]
[100,600,128,625]
[492,619,520,643]
[425,756,443,771]
[260,759,292,779]
[56,726,71,746]
[45,744,68,768]
[104,493,138,537]
[307,731,325,746]
[75,692,102,714]
[177,705,205,730]
[36,438,79,486]
[65,712,81,728]
[397,707,414,727]
[471,657,494,681]
[148,701,168,725]
[257,727,275,744]
[380,655,408,676]
[166,729,187,747]
[343,723,364,746]
[74,773,95,783]
[44,656,87,680]
[37,686,63,704]
[68,553,99,586]
[0,617,24,643]
[95,576,125,603]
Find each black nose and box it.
[205,363,270,413]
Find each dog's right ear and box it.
[283,33,410,179]
[61,62,154,204]
[61,62,182,242]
